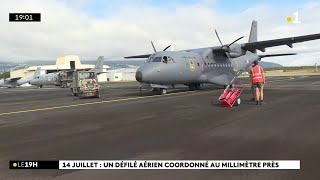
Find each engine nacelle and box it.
[228,44,246,58]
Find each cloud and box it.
[0,0,320,66]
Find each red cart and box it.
[218,83,243,107]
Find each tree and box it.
[0,71,10,79]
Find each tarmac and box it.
[0,75,319,180]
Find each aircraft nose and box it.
[135,71,143,82]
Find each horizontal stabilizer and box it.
[259,53,297,58]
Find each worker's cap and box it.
[253,60,259,65]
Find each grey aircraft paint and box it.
[89,56,104,75]
[125,20,320,94]
[28,72,61,88]
[0,67,41,88]
[29,56,104,88]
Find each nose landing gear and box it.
[152,88,167,95]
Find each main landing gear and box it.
[188,83,201,91]
[151,83,201,95]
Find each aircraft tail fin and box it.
[90,56,104,74]
[34,67,41,76]
[249,20,257,42]
[249,20,257,53]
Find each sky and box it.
[0,0,320,66]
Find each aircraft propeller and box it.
[214,29,244,59]
[151,41,171,52]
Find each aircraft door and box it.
[188,59,195,72]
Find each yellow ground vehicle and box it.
[70,71,101,98]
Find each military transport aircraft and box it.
[0,67,41,88]
[28,69,61,88]
[125,20,320,95]
[29,56,105,88]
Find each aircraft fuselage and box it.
[135,49,259,87]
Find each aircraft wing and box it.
[124,54,152,59]
[242,33,320,52]
[7,77,22,82]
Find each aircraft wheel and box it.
[235,97,241,106]
[71,89,78,96]
[188,84,195,91]
[79,93,85,99]
[96,92,101,98]
[39,85,43,88]
[159,88,167,95]
[195,83,201,90]
[70,88,74,96]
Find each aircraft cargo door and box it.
[188,58,197,81]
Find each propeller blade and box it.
[163,45,171,51]
[228,36,244,47]
[215,29,223,46]
[151,41,157,52]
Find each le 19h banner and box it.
[59,160,300,170]
[9,160,300,170]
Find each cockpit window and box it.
[152,57,162,62]
[168,56,175,63]
[146,55,155,63]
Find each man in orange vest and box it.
[251,64,255,102]
[250,60,265,105]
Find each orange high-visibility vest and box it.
[251,65,265,83]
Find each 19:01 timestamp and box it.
[9,13,41,22]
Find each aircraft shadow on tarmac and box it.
[121,85,226,97]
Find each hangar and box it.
[106,68,137,82]
[10,55,110,82]
[9,55,138,82]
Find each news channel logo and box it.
[287,11,301,23]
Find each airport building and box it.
[105,68,137,82]
[10,55,137,82]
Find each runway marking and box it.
[0,88,60,94]
[297,76,309,78]
[0,91,192,116]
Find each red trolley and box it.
[218,83,243,107]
